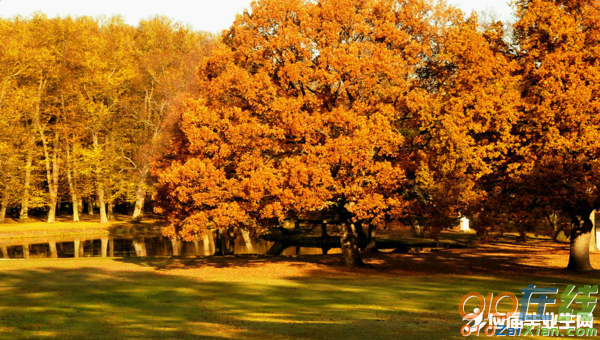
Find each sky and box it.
[0,0,514,33]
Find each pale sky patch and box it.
[0,0,515,33]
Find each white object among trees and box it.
[459,216,471,232]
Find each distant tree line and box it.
[0,14,214,223]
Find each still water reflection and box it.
[0,230,341,259]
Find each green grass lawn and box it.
[0,246,598,340]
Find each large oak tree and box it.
[154,0,488,265]
[511,0,600,271]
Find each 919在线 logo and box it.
[459,285,598,337]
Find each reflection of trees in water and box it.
[0,231,338,259]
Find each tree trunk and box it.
[78,196,83,216]
[194,241,201,256]
[70,194,80,222]
[97,187,108,224]
[171,238,181,256]
[412,221,424,237]
[340,222,363,267]
[92,133,108,224]
[241,228,253,253]
[38,132,59,224]
[590,211,599,253]
[567,211,595,272]
[0,186,8,223]
[131,170,147,223]
[0,204,6,224]
[354,222,369,249]
[108,202,114,221]
[226,228,236,255]
[66,145,80,222]
[46,146,59,224]
[33,78,59,224]
[19,146,33,221]
[87,199,94,215]
[548,212,560,240]
[214,229,226,256]
[363,224,378,252]
[203,233,214,255]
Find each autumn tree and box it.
[0,14,210,224]
[0,18,24,223]
[21,14,75,224]
[154,0,479,266]
[0,16,47,222]
[411,13,521,240]
[68,16,136,224]
[510,0,600,271]
[127,17,213,223]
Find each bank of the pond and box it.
[0,215,162,239]
[0,222,110,239]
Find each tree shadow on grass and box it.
[115,241,600,282]
[117,254,343,271]
[0,265,474,340]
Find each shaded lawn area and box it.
[0,245,598,339]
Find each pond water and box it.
[0,229,341,259]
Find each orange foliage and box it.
[155,0,600,273]
[155,0,466,240]
[507,0,600,270]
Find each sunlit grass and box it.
[0,255,597,339]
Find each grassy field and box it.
[0,239,598,339]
